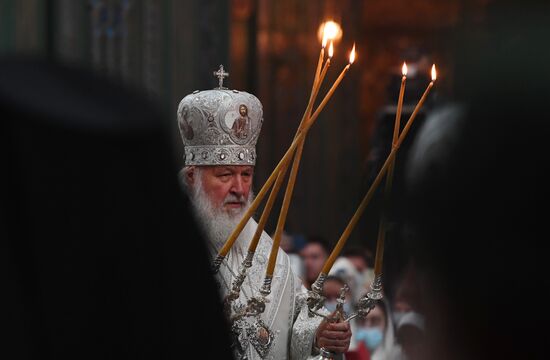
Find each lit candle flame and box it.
[318,20,342,45]
[402,62,408,76]
[349,43,356,64]
[431,64,437,81]
[324,21,340,41]
[328,41,334,58]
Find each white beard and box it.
[189,173,254,252]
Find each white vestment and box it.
[214,219,323,360]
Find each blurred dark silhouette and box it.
[403,102,488,360]
[400,1,549,359]
[0,56,234,359]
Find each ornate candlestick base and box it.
[231,315,274,359]
[229,276,275,359]
[217,253,275,359]
[307,273,327,317]
[348,274,384,321]
[223,251,255,317]
[366,273,383,300]
[258,275,273,297]
[313,285,349,360]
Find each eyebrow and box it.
[214,166,253,174]
[214,167,233,174]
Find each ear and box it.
[186,166,196,186]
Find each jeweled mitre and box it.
[177,82,263,166]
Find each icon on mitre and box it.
[225,104,251,142]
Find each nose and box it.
[230,175,245,197]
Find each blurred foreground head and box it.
[402,1,549,359]
[0,57,233,359]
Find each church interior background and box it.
[0,0,491,289]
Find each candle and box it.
[297,41,332,133]
[372,62,407,276]
[306,44,355,128]
[311,43,325,110]
[320,64,436,275]
[300,43,332,129]
[265,140,306,276]
[313,27,329,108]
[265,44,355,277]
[264,53,332,274]
[394,62,407,147]
[316,31,328,81]
[400,64,435,142]
[246,165,290,253]
[320,42,333,87]
[216,43,348,260]
[247,40,333,254]
[217,91,319,259]
[315,42,333,96]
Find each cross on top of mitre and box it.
[213,64,229,89]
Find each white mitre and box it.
[177,65,264,166]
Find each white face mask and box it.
[355,327,384,351]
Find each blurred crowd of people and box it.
[277,231,425,360]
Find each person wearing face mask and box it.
[354,299,404,360]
